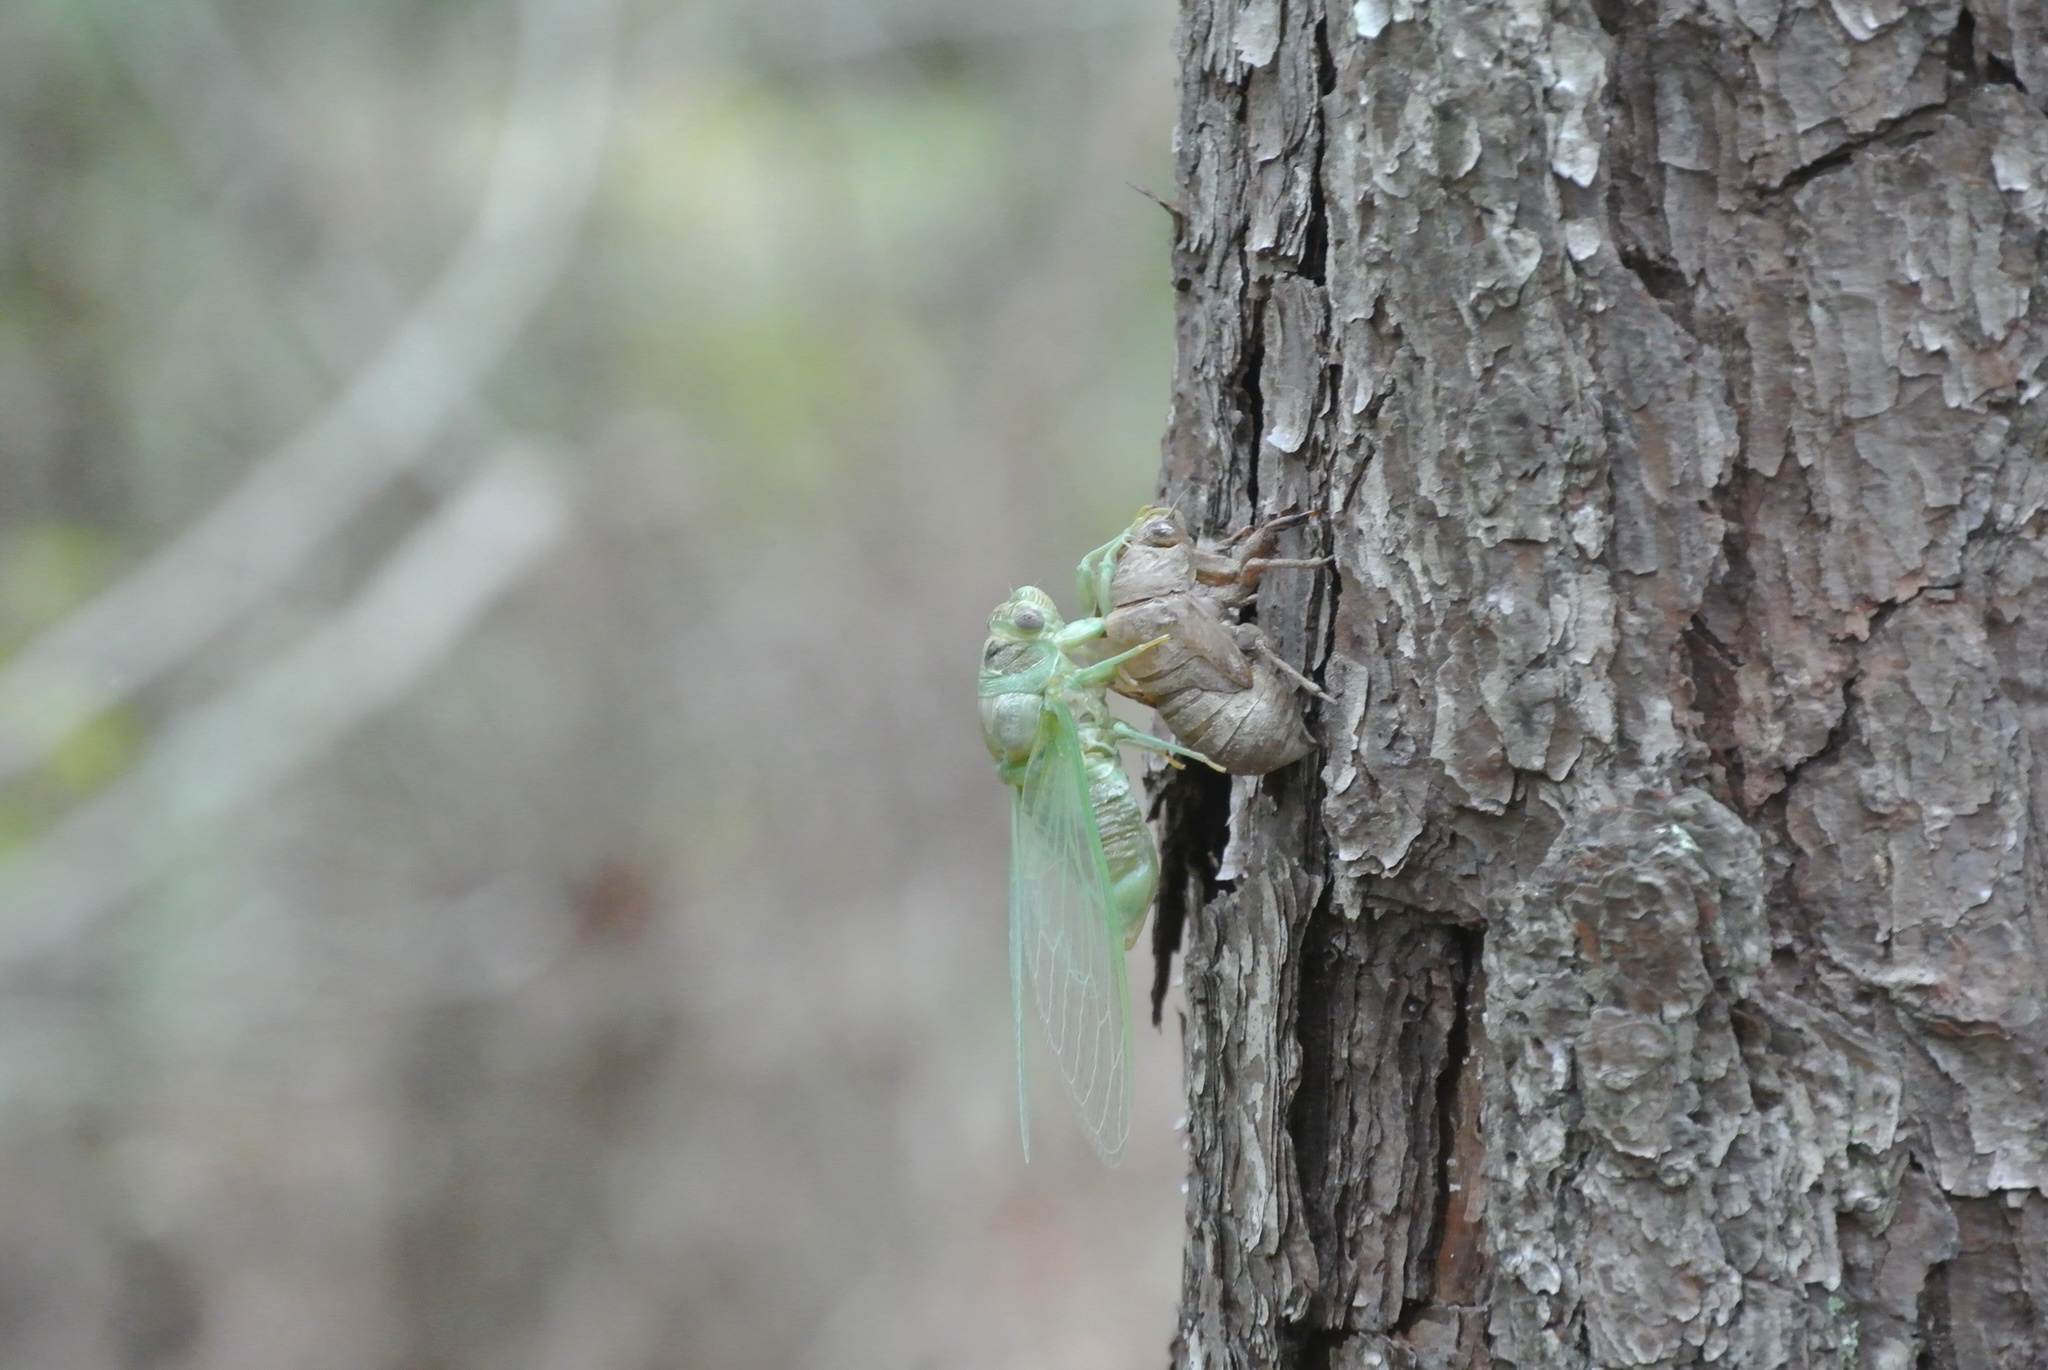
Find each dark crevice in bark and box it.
[1277,764,1337,1349]
[1286,885,1341,1283]
[1984,49,2024,90]
[1313,522,1342,693]
[1301,15,1334,289]
[1949,10,2027,92]
[1774,667,1859,798]
[1299,233,1329,291]
[1150,762,1233,1025]
[1916,1254,1956,1369]
[1298,17,1334,288]
[1243,305,1266,516]
[1392,926,1481,1335]
[1617,248,1688,308]
[1948,9,1979,78]
[1682,612,1746,812]
[1282,1324,1344,1370]
[1274,905,1489,1356]
[1687,461,1759,814]
[1312,11,1336,100]
[1614,241,1704,339]
[1597,0,1679,319]
[1772,139,1866,197]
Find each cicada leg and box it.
[1241,556,1334,575]
[1109,719,1223,771]
[1219,507,1316,549]
[1238,625,1329,699]
[1053,615,1108,652]
[1194,511,1328,609]
[1075,531,1131,619]
[1069,634,1169,688]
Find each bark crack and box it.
[1774,662,1860,797]
[1762,4,2025,200]
[1767,102,1949,197]
[1150,763,1233,1025]
[1682,611,1747,810]
[1302,14,1334,289]
[1615,248,1689,310]
[1393,927,1481,1335]
[1244,299,1266,514]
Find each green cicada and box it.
[979,586,1216,1165]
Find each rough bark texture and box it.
[1157,0,2048,1365]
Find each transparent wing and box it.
[1010,694,1132,1165]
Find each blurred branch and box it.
[0,448,570,961]
[0,0,618,787]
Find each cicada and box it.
[979,586,1215,1165]
[1075,506,1329,774]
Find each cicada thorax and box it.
[978,636,1055,780]
[1099,540,1314,774]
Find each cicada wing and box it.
[1008,790,1032,1163]
[1010,694,1133,1165]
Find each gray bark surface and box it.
[1155,0,2048,1364]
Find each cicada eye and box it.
[1011,605,1045,632]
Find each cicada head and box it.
[986,586,1064,641]
[980,586,1065,691]
[1130,505,1189,549]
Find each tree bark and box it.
[1156,0,2048,1365]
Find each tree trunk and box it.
[1156,0,2048,1364]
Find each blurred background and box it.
[0,0,1190,1365]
